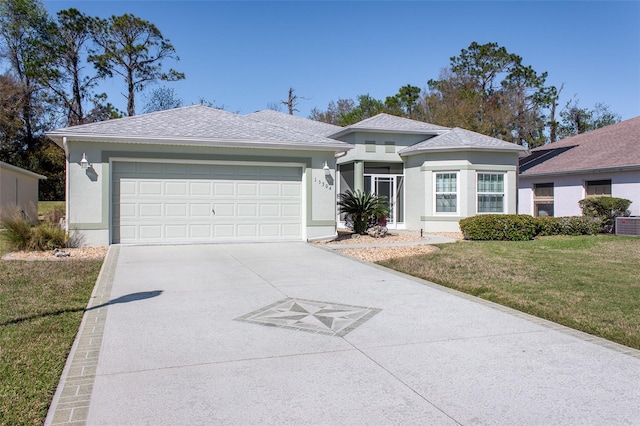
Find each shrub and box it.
[535,216,599,236]
[579,196,632,233]
[0,210,33,250]
[0,210,69,251]
[43,205,65,225]
[459,214,537,241]
[29,223,67,251]
[338,190,389,235]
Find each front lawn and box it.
[0,240,103,425]
[379,235,640,350]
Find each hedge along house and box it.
[518,116,640,218]
[46,105,352,246]
[0,161,46,221]
[326,114,527,232]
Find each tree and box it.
[0,73,24,163]
[39,8,101,126]
[341,94,385,125]
[142,86,183,113]
[90,13,185,116]
[280,87,307,115]
[0,0,51,142]
[385,84,422,118]
[558,100,621,139]
[424,42,553,146]
[309,98,355,125]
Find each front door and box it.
[365,174,404,228]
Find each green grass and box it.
[37,201,65,223]
[0,239,103,425]
[379,235,640,350]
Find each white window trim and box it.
[433,171,459,216]
[476,172,506,214]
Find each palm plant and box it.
[337,190,389,235]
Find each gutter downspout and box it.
[62,137,69,233]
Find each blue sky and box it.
[43,1,640,121]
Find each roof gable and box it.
[46,105,352,152]
[520,116,640,176]
[399,127,527,155]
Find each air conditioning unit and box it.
[616,217,640,236]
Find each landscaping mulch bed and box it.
[2,246,108,261]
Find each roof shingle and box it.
[519,116,640,176]
[399,127,527,155]
[245,110,342,137]
[46,105,352,152]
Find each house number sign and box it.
[314,177,332,191]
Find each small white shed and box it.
[0,161,47,221]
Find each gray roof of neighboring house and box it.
[46,105,352,152]
[519,116,640,176]
[399,127,527,156]
[329,113,449,138]
[245,110,342,137]
[0,161,47,179]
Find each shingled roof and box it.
[399,127,527,156]
[245,110,342,137]
[329,113,449,138]
[46,105,352,152]
[519,116,640,176]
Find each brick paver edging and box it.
[44,246,120,426]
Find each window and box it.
[477,173,504,213]
[384,141,395,153]
[534,183,554,217]
[365,140,376,153]
[585,179,611,196]
[435,172,457,213]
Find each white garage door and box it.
[112,162,303,243]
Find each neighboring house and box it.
[46,105,352,246]
[46,106,528,246]
[518,116,640,217]
[0,161,46,221]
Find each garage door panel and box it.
[212,203,234,216]
[165,225,187,238]
[139,204,162,217]
[214,182,234,196]
[259,183,279,196]
[190,204,212,216]
[165,182,188,195]
[113,162,302,243]
[190,182,212,196]
[237,183,257,196]
[165,204,187,217]
[139,181,162,196]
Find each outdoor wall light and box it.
[323,161,331,176]
[80,153,90,170]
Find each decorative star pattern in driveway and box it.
[235,298,382,337]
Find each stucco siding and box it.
[0,166,41,221]
[66,141,338,246]
[518,170,640,217]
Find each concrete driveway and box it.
[47,243,640,425]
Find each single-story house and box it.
[518,116,640,217]
[0,161,46,221]
[47,106,528,246]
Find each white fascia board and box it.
[520,164,640,178]
[399,145,526,156]
[47,133,354,153]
